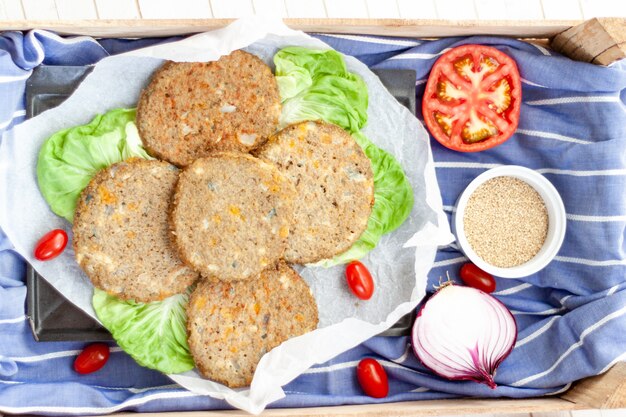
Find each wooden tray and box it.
[0,17,624,65]
[2,16,625,417]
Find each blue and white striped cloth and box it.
[1,30,625,415]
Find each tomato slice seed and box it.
[435,112,453,136]
[462,112,498,143]
[437,80,466,102]
[487,78,511,113]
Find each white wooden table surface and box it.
[0,0,625,20]
[0,1,624,417]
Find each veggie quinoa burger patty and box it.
[136,50,281,167]
[256,121,374,264]
[170,152,295,281]
[73,159,198,302]
[187,261,319,387]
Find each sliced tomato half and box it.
[422,44,522,152]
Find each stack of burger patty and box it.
[72,50,374,387]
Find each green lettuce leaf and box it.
[274,47,368,133]
[93,288,194,374]
[275,47,414,266]
[37,108,152,222]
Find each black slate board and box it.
[26,66,94,118]
[25,65,417,342]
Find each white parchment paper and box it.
[0,17,453,414]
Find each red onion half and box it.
[411,283,517,389]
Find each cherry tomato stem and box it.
[346,261,375,300]
[459,262,496,293]
[34,229,68,261]
[356,358,389,398]
[74,343,110,374]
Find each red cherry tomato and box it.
[459,262,496,293]
[34,229,68,261]
[346,261,374,300]
[74,343,110,374]
[356,358,389,398]
[422,44,522,152]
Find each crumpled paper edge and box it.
[0,17,453,414]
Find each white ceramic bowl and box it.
[453,165,566,278]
